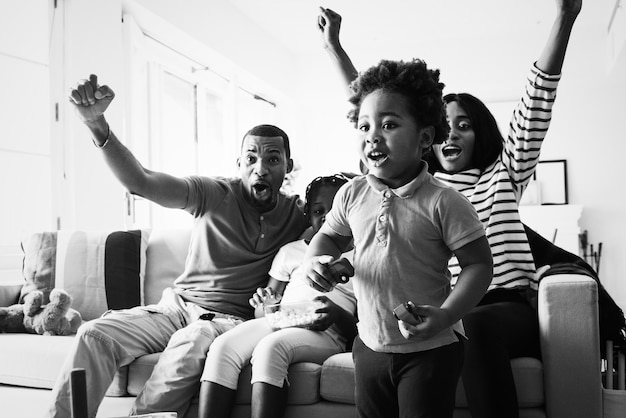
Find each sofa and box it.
[0,228,606,417]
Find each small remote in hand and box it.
[326,258,354,284]
[393,301,423,325]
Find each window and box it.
[126,25,281,229]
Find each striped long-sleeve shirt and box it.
[435,65,561,291]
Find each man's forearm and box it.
[85,116,110,146]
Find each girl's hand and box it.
[249,286,281,308]
[397,305,452,341]
[307,296,339,331]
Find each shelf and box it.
[519,204,583,255]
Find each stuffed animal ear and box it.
[49,288,72,311]
[22,290,44,317]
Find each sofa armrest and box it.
[539,274,602,418]
[0,280,22,307]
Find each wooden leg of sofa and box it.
[70,368,88,418]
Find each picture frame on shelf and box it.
[534,159,568,205]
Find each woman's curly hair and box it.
[347,59,449,144]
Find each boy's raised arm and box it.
[318,7,359,94]
[535,0,582,75]
[69,74,189,209]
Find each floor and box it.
[0,384,135,417]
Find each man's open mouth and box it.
[252,183,270,196]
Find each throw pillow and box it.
[19,229,150,321]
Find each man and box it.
[47,75,308,418]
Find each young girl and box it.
[318,2,581,416]
[197,174,357,418]
[302,59,493,418]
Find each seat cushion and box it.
[127,352,322,405]
[320,352,354,403]
[320,353,544,408]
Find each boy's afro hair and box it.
[347,59,449,144]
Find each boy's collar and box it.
[366,161,429,198]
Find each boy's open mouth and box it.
[441,145,462,158]
[367,150,388,167]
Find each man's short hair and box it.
[242,124,291,159]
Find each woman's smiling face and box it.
[433,101,476,173]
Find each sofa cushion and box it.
[0,279,22,307]
[20,230,150,320]
[320,353,544,408]
[127,352,322,405]
[320,352,354,404]
[142,229,191,305]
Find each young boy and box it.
[302,59,493,417]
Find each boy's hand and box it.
[326,258,354,284]
[317,7,342,50]
[68,74,115,124]
[249,286,281,308]
[302,255,341,292]
[307,296,339,331]
[397,304,452,341]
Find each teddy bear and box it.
[0,288,82,336]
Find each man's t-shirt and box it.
[173,176,308,319]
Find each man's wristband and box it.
[93,124,112,148]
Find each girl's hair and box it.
[347,59,449,144]
[424,93,504,173]
[303,174,351,217]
